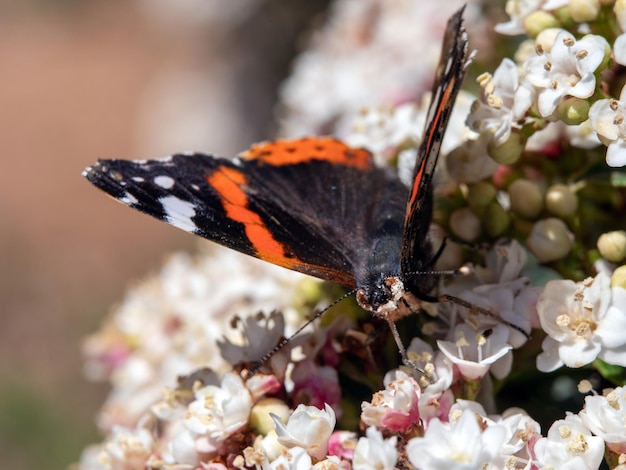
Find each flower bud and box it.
[569,0,600,22]
[545,184,578,217]
[556,97,590,125]
[527,218,574,262]
[509,179,543,219]
[597,231,626,263]
[535,28,561,53]
[524,12,559,39]
[250,398,291,435]
[449,207,482,242]
[611,265,626,289]
[484,201,510,237]
[467,181,497,214]
[487,128,526,165]
[616,0,626,27]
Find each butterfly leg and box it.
[386,319,425,373]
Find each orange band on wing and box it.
[207,166,291,265]
[240,137,373,170]
[408,77,457,211]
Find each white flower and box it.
[185,372,252,452]
[614,0,626,65]
[352,427,398,470]
[264,446,312,470]
[579,386,626,454]
[361,369,421,432]
[467,59,521,145]
[472,239,528,285]
[521,30,607,118]
[536,273,626,371]
[589,84,626,167]
[407,338,454,396]
[346,103,424,166]
[406,409,507,469]
[101,425,155,469]
[438,323,513,380]
[495,0,542,35]
[497,408,542,461]
[218,311,290,378]
[271,404,336,460]
[445,133,499,184]
[565,120,601,149]
[83,248,309,429]
[532,414,604,469]
[279,1,484,137]
[162,422,199,467]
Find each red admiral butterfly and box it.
[84,8,471,366]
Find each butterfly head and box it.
[356,276,421,322]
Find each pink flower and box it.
[361,370,421,433]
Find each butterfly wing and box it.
[84,137,408,288]
[400,8,469,278]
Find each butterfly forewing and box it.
[84,140,408,288]
[400,7,469,282]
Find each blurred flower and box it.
[185,372,253,454]
[279,0,480,137]
[352,427,397,470]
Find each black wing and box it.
[84,137,408,288]
[400,7,469,276]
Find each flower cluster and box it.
[78,0,626,468]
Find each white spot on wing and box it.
[132,176,145,183]
[121,192,138,205]
[159,196,197,232]
[154,175,175,189]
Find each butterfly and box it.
[84,8,470,366]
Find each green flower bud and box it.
[569,0,600,22]
[598,231,626,263]
[467,182,497,214]
[484,201,510,237]
[611,265,626,289]
[556,97,590,125]
[250,398,290,435]
[450,207,482,242]
[545,184,579,217]
[524,12,560,39]
[509,179,543,219]
[487,129,526,165]
[527,218,574,263]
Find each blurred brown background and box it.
[0,1,328,467]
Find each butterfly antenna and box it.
[247,287,359,377]
[437,293,529,338]
[403,268,530,339]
